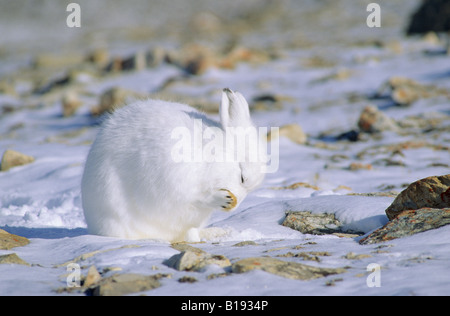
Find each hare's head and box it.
[220,88,267,192]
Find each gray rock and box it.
[165,250,231,272]
[360,207,450,245]
[282,211,343,235]
[232,257,346,280]
[90,273,163,296]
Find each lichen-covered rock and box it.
[360,208,450,245]
[231,257,346,280]
[282,211,342,235]
[385,174,450,220]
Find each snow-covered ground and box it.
[0,0,449,296]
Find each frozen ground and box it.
[0,0,449,296]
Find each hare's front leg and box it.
[195,189,238,212]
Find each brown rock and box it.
[385,174,450,220]
[1,150,35,171]
[231,257,346,280]
[0,229,30,250]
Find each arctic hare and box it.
[81,88,266,242]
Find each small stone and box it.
[0,229,30,250]
[385,174,450,220]
[348,162,373,171]
[232,241,258,247]
[62,91,82,117]
[92,87,144,116]
[1,150,35,172]
[0,253,30,266]
[178,276,198,283]
[358,105,398,133]
[342,252,372,260]
[267,123,307,145]
[231,257,346,280]
[164,250,231,272]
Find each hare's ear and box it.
[220,88,251,128]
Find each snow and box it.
[1,1,450,296]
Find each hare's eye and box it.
[241,174,245,184]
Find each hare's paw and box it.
[202,189,237,212]
[195,188,238,212]
[217,189,237,211]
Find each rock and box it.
[164,250,231,272]
[342,252,372,260]
[392,87,420,105]
[376,76,449,106]
[271,182,320,191]
[231,257,346,280]
[267,123,307,145]
[385,174,450,220]
[232,241,258,247]
[86,48,110,67]
[62,91,82,117]
[0,253,30,266]
[178,276,198,283]
[1,150,35,172]
[357,105,398,133]
[282,211,343,235]
[348,162,373,171]
[0,229,30,250]
[104,50,148,72]
[360,207,450,245]
[89,273,162,296]
[166,44,215,75]
[91,87,145,116]
[84,265,102,288]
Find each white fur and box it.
[81,89,266,242]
